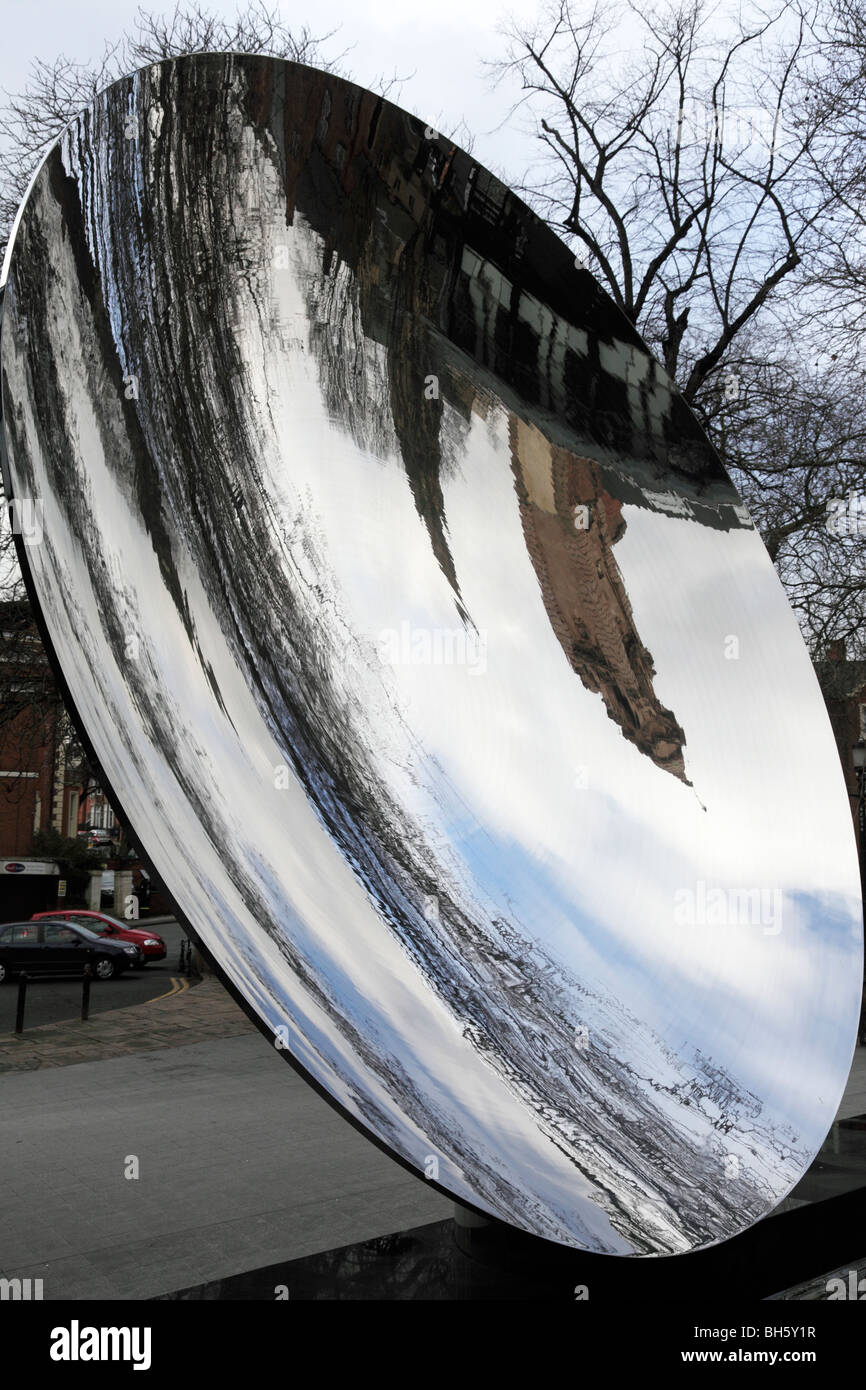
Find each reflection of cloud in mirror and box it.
[1,53,860,1257]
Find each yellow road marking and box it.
[146,976,189,1003]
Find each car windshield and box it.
[67,914,123,931]
[68,925,103,942]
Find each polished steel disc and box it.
[1,53,861,1254]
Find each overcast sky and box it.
[0,0,555,185]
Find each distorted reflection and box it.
[0,54,860,1255]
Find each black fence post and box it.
[15,972,28,1035]
[81,964,92,1022]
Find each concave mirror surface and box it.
[1,53,861,1255]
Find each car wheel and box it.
[0,961,6,984]
[93,956,116,981]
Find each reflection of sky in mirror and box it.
[255,239,860,1135]
[1,56,861,1256]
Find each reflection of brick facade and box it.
[508,417,689,783]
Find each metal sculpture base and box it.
[155,1183,866,1301]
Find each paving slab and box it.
[0,1028,450,1299]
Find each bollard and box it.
[81,964,92,1022]
[15,972,28,1034]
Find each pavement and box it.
[0,976,256,1071]
[0,971,451,1299]
[0,966,863,1300]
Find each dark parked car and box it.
[0,919,138,982]
[32,909,165,963]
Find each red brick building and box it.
[0,600,81,854]
[0,600,172,920]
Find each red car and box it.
[31,910,167,964]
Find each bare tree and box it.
[789,0,866,360]
[487,0,866,656]
[0,1,346,262]
[701,336,866,654]
[487,0,830,402]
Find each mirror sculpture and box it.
[1,54,861,1255]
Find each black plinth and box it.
[154,1178,866,1301]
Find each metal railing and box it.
[12,965,93,1034]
